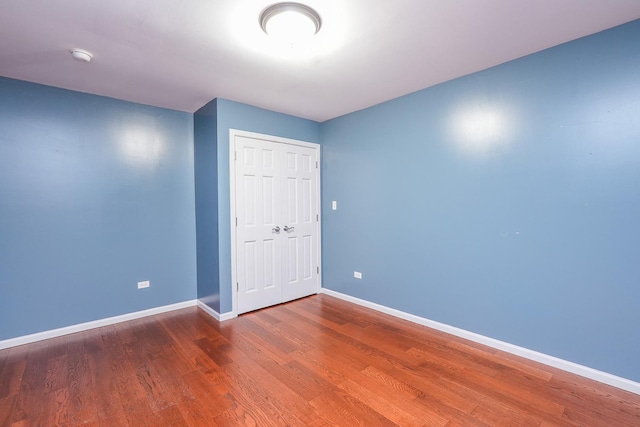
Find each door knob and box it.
[272,226,280,233]
[283,225,295,232]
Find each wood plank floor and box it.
[0,294,638,426]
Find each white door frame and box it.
[229,129,322,317]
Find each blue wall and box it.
[321,21,640,381]
[0,78,197,340]
[216,99,321,313]
[194,99,220,312]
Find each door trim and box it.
[229,129,322,317]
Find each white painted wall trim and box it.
[320,288,640,396]
[197,300,237,322]
[0,300,197,350]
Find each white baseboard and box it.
[197,300,236,322]
[0,300,197,350]
[320,288,640,395]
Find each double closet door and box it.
[233,131,320,314]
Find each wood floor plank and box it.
[346,366,450,425]
[217,343,322,426]
[361,365,488,426]
[308,388,397,427]
[404,345,568,421]
[247,312,313,358]
[10,343,50,425]
[368,363,479,415]
[178,370,230,421]
[0,394,17,426]
[89,327,132,427]
[337,378,435,427]
[65,331,98,425]
[548,372,640,426]
[467,344,554,382]
[469,398,547,426]
[436,375,573,426]
[215,364,297,427]
[237,315,300,354]
[0,355,26,400]
[42,386,71,426]
[1,294,638,426]
[43,354,68,394]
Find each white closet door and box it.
[235,136,283,314]
[280,143,319,303]
[234,133,319,314]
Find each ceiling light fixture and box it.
[260,2,322,41]
[70,49,93,63]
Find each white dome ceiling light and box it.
[260,2,322,42]
[70,49,93,63]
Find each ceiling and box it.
[1,1,640,122]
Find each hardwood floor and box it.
[0,295,638,426]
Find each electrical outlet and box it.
[138,280,150,289]
[332,201,337,210]
[354,271,362,279]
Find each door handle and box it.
[272,226,281,233]
[283,225,295,232]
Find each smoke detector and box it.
[70,49,93,63]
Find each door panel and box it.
[281,144,318,303]
[236,137,282,314]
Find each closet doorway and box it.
[230,130,321,314]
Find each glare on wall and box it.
[450,104,513,156]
